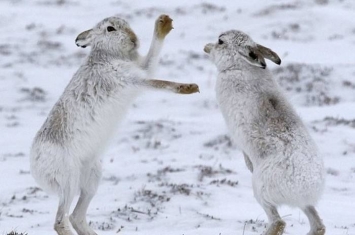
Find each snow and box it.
[1,0,355,234]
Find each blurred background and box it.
[0,0,355,234]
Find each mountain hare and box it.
[204,30,325,235]
[30,15,199,235]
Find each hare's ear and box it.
[239,46,267,69]
[75,29,93,48]
[257,44,281,65]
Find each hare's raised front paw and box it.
[176,83,200,94]
[156,14,173,39]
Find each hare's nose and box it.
[204,43,213,54]
[75,39,86,48]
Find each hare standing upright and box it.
[30,15,199,235]
[204,30,325,235]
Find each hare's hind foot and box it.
[54,216,75,235]
[70,163,101,235]
[156,14,173,39]
[307,227,325,235]
[261,204,285,235]
[303,206,325,235]
[70,215,97,235]
[176,83,199,94]
[264,220,286,235]
[54,189,76,235]
[69,189,99,235]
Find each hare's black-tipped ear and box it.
[257,44,281,65]
[75,29,93,48]
[239,46,267,69]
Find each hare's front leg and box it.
[155,14,173,39]
[70,161,102,235]
[243,152,253,173]
[175,83,200,94]
[139,14,173,75]
[142,79,199,94]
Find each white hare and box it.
[30,15,199,235]
[204,30,325,235]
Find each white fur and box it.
[205,30,326,235]
[30,15,197,235]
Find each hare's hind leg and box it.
[70,161,102,235]
[54,185,77,235]
[262,204,286,235]
[302,206,325,235]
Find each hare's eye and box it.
[218,39,224,45]
[107,26,116,32]
[249,51,257,60]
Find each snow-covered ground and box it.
[1,0,355,234]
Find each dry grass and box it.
[6,232,28,235]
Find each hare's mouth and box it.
[131,39,138,48]
[124,28,138,48]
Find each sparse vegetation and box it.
[272,63,338,106]
[131,119,182,150]
[6,231,28,235]
[19,87,47,103]
[319,117,355,128]
[326,168,340,176]
[89,220,115,231]
[242,218,266,233]
[204,134,234,152]
[209,178,238,187]
[196,164,235,182]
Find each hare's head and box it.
[75,17,138,59]
[204,30,281,71]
